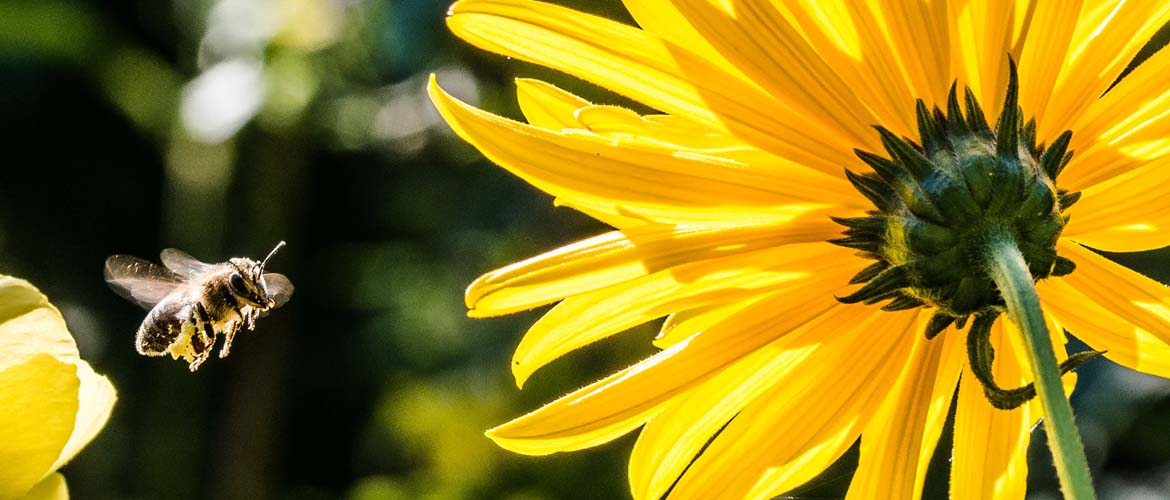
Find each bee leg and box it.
[243,306,258,330]
[219,322,240,358]
[189,303,216,371]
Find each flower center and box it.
[832,63,1078,338]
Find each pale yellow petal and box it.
[466,216,842,316]
[431,78,847,222]
[50,361,116,471]
[629,301,877,500]
[845,315,962,500]
[0,277,79,371]
[665,307,918,499]
[19,473,68,500]
[1057,240,1170,349]
[514,78,590,129]
[486,266,856,455]
[512,242,853,387]
[444,0,856,174]
[0,355,80,499]
[1062,157,1170,251]
[950,321,1034,500]
[1041,276,1170,379]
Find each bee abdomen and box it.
[136,300,188,355]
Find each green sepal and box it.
[843,169,894,211]
[995,60,1022,159]
[916,100,946,154]
[837,265,910,304]
[924,312,957,339]
[1041,131,1073,180]
[1058,190,1082,210]
[881,294,924,311]
[1022,118,1038,157]
[855,149,947,223]
[1051,256,1077,277]
[966,313,1104,410]
[876,126,937,181]
[963,87,992,134]
[850,261,889,285]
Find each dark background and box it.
[0,1,1167,499]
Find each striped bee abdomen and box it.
[136,299,189,355]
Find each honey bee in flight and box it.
[105,242,293,371]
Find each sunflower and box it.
[429,1,1170,498]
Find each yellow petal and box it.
[1040,2,1170,143]
[512,242,853,387]
[19,473,68,500]
[667,0,884,148]
[1016,1,1083,128]
[845,316,962,500]
[949,0,1018,111]
[431,78,849,223]
[50,361,116,471]
[551,197,652,229]
[1063,46,1170,190]
[0,355,80,499]
[443,0,856,174]
[628,301,877,500]
[1041,278,1170,378]
[0,277,79,371]
[486,267,855,456]
[514,78,590,129]
[667,308,920,500]
[621,0,740,76]
[787,0,917,134]
[565,104,863,207]
[653,297,765,349]
[1057,240,1170,349]
[914,321,968,488]
[1062,157,1170,251]
[872,0,956,108]
[553,98,862,207]
[466,216,841,316]
[950,321,1034,500]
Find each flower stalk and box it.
[984,229,1096,500]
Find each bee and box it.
[104,241,294,371]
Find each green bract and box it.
[832,62,1096,410]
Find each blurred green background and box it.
[0,1,1168,499]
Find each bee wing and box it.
[262,273,294,308]
[160,248,216,278]
[104,255,184,309]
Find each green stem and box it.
[984,229,1096,500]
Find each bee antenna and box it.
[260,241,287,270]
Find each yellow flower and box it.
[0,276,116,500]
[429,1,1170,498]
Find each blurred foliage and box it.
[0,1,1168,499]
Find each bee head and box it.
[227,241,286,308]
[228,259,270,307]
